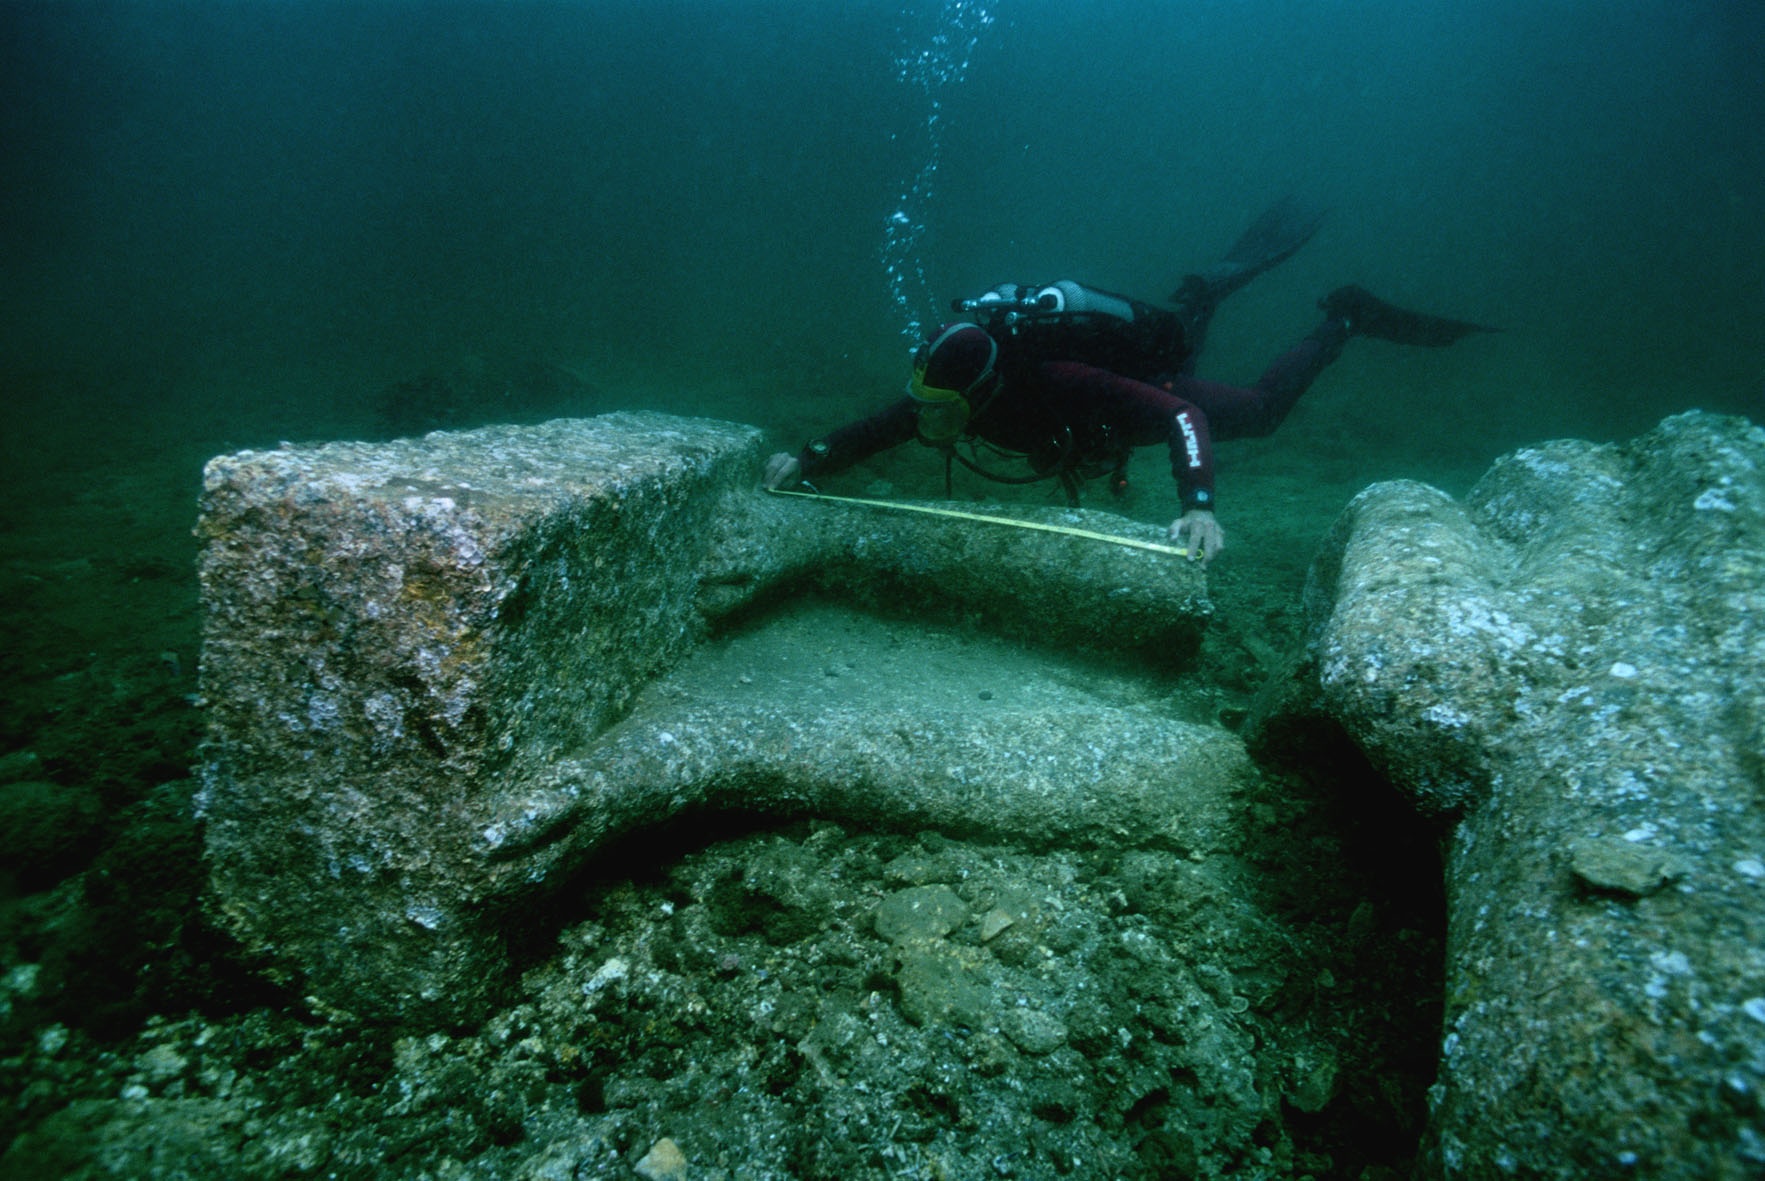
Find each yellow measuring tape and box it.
[767,486,1190,558]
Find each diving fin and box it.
[1319,284,1497,347]
[1170,196,1329,307]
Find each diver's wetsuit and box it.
[794,316,1350,512]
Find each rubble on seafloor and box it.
[6,408,1762,1178]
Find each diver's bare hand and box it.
[763,452,801,489]
[1170,509,1224,565]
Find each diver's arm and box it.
[765,398,919,488]
[1162,404,1224,562]
[1037,362,1218,509]
[1038,362,1223,561]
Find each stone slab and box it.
[1255,411,1765,1176]
[196,412,1216,1023]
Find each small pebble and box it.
[634,1137,688,1179]
[1569,836,1681,898]
[978,907,1015,942]
[874,886,968,943]
[135,1043,188,1086]
[36,1025,67,1056]
[1000,1008,1067,1055]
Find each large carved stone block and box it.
[196,411,1216,1024]
[1257,411,1765,1177]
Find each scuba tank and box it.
[953,280,1189,382]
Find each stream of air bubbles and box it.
[882,0,996,347]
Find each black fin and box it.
[1320,284,1498,347]
[1171,196,1328,306]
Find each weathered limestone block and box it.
[701,492,1210,660]
[1256,411,1765,1177]
[197,411,1213,1024]
[198,414,759,1020]
[503,704,1248,878]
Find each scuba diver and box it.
[763,197,1494,564]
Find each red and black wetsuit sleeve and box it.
[1037,362,1217,512]
[796,397,919,482]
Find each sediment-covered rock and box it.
[2,811,1440,1181]
[196,411,1212,1024]
[1255,411,1765,1177]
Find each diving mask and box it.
[907,322,998,446]
[908,366,971,444]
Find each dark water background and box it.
[3,0,1760,490]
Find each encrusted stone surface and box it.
[1255,411,1765,1177]
[701,490,1210,660]
[196,411,1213,1024]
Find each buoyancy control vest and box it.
[953,280,1190,384]
[930,280,1189,503]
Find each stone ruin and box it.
[1252,409,1765,1175]
[195,412,1214,1025]
[196,406,1765,1175]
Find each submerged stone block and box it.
[197,413,761,1019]
[196,411,1215,1024]
[1257,411,1765,1177]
